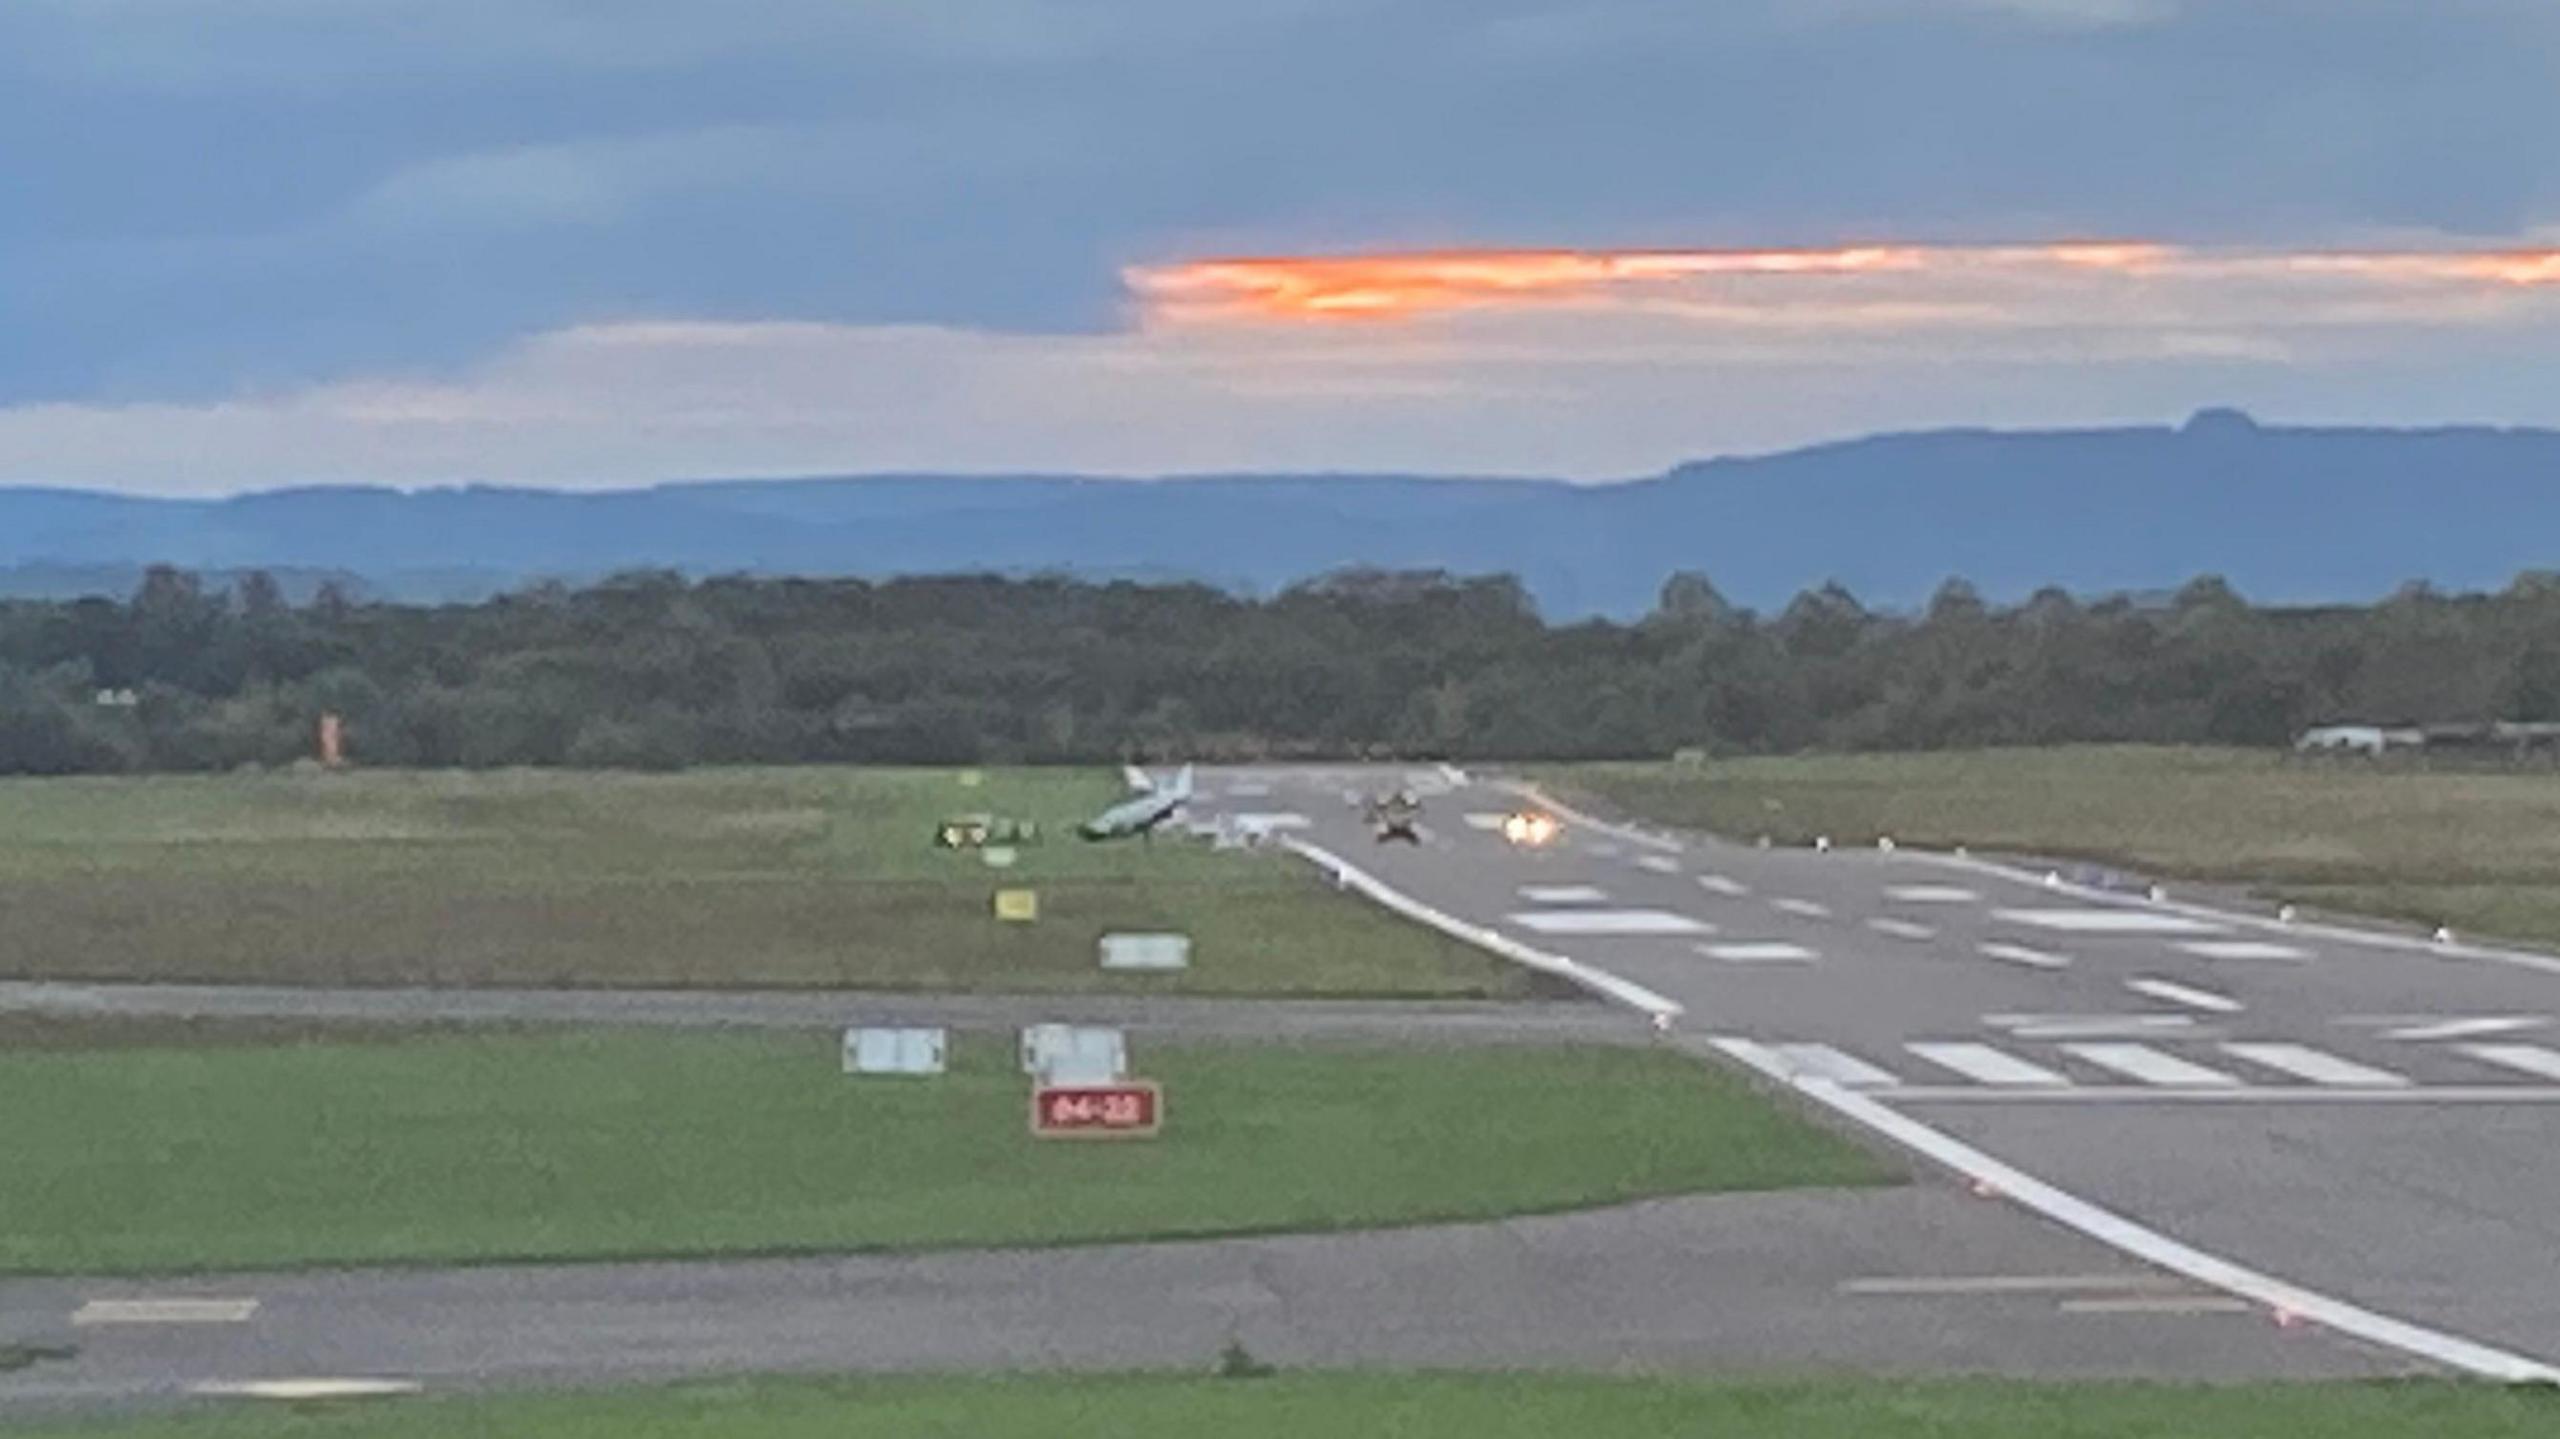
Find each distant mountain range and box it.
[5,409,2556,618]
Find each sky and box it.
[5,0,2559,493]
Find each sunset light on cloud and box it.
[1128,243,2560,326]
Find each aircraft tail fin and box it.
[1170,764,1195,800]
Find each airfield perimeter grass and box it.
[1552,746,2560,950]
[0,1030,1883,1275]
[16,1374,2560,1439]
[0,766,1523,997]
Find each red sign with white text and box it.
[1030,1080,1163,1139]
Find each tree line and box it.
[2,564,2557,775]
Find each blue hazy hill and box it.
[4,411,2554,616]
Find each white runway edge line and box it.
[1708,1036,2560,1383]
[1282,838,1682,1021]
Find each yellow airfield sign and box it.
[994,888,1040,922]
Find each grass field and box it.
[0,767,1524,997]
[1552,746,2560,948]
[0,1030,1883,1274]
[18,1374,2560,1438]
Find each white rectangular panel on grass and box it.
[1021,1025,1128,1082]
[1100,932,1192,971]
[845,1027,948,1076]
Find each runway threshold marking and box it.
[1839,1274,2187,1296]
[1766,1042,1901,1088]
[1769,897,1831,918]
[1634,854,1682,874]
[1866,917,1937,940]
[1709,1033,2560,1383]
[2125,977,2243,1014]
[2458,1044,2560,1082]
[74,1298,260,1326]
[2218,1043,2409,1089]
[1904,1042,2070,1088]
[2058,1043,2242,1088]
[1696,875,1751,896]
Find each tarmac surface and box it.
[8,762,2520,1415]
[1213,763,2560,1379]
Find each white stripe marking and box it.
[1840,1274,2184,1296]
[2061,1043,2242,1088]
[2219,1043,2409,1088]
[2384,1017,2548,1042]
[1992,908,2226,935]
[1702,941,1816,963]
[1462,812,1509,831]
[2126,978,2243,1014]
[2459,1044,2560,1082]
[1516,884,1609,904]
[1769,897,1831,918]
[1507,909,1710,936]
[1867,917,1937,941]
[1885,885,1981,903]
[193,1379,423,1400]
[2180,940,2309,961]
[1905,1043,2072,1088]
[1979,942,2072,970]
[1770,1042,1901,1088]
[1707,1035,2560,1383]
[1635,854,1681,874]
[1696,875,1750,896]
[74,1298,260,1326]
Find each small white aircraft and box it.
[1078,765,1195,841]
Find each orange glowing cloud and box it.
[1127,242,2560,325]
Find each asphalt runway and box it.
[1211,764,2560,1378]
[5,764,2501,1415]
[0,1185,2400,1419]
[0,982,1642,1048]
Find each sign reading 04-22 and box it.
[1030,1080,1163,1139]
